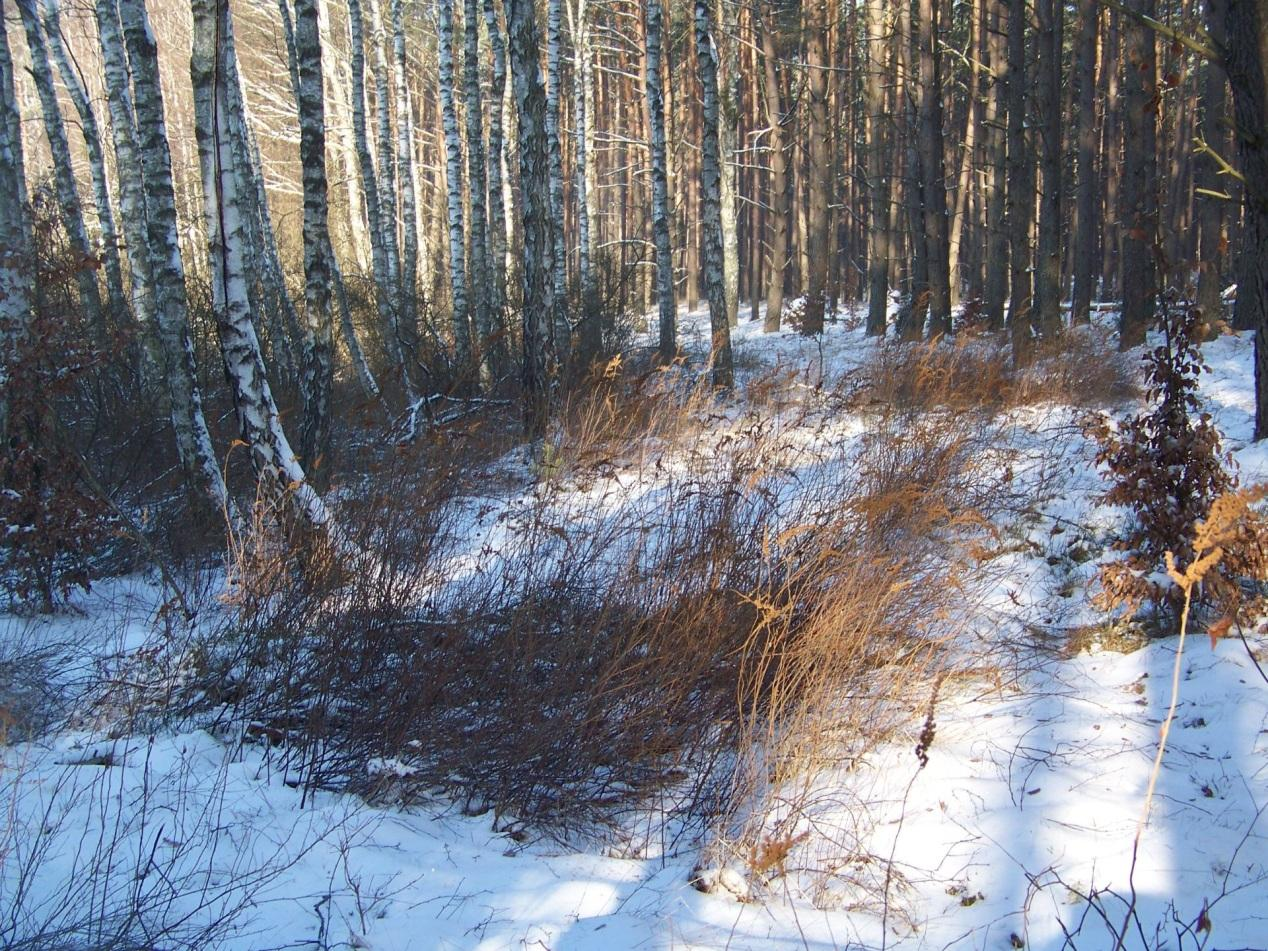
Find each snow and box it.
[3,309,1266,950]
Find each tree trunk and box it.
[190,0,328,527]
[507,0,553,438]
[571,0,601,359]
[864,0,890,336]
[545,0,570,360]
[645,0,676,361]
[1217,0,1268,437]
[802,0,829,335]
[391,0,422,386]
[1033,0,1063,336]
[464,0,495,382]
[718,0,740,328]
[1071,0,1099,325]
[1005,0,1033,358]
[438,0,472,375]
[290,0,335,479]
[1120,0,1158,349]
[17,0,104,334]
[0,8,29,445]
[117,0,227,515]
[695,0,732,386]
[982,0,1009,331]
[761,13,788,332]
[347,0,409,396]
[42,0,125,321]
[915,0,951,337]
[483,0,510,352]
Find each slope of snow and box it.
[3,312,1265,950]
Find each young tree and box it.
[760,7,789,333]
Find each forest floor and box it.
[2,308,1267,950]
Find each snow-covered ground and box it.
[3,311,1266,950]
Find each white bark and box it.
[482,0,509,339]
[191,0,328,528]
[644,0,674,361]
[544,0,569,358]
[42,0,126,320]
[390,0,421,385]
[463,0,494,381]
[438,0,472,370]
[506,0,552,438]
[694,0,732,386]
[0,9,30,443]
[17,0,103,332]
[116,0,228,513]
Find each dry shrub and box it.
[856,327,1136,415]
[190,347,1019,887]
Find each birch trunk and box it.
[438,0,472,372]
[190,0,328,527]
[348,0,410,394]
[290,0,334,477]
[695,0,732,387]
[463,0,494,381]
[117,0,227,514]
[366,0,401,297]
[0,9,29,444]
[42,0,125,320]
[390,0,421,384]
[482,0,510,351]
[545,0,570,359]
[645,0,676,362]
[718,0,740,328]
[570,0,600,360]
[17,0,103,333]
[507,0,553,438]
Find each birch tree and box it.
[645,0,676,361]
[438,0,472,372]
[696,0,733,387]
[116,0,227,514]
[390,0,421,384]
[463,0,495,380]
[190,0,329,527]
[41,0,125,320]
[0,8,29,445]
[482,0,510,334]
[506,0,553,438]
[290,0,335,476]
[545,0,569,358]
[802,0,829,336]
[17,0,103,333]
